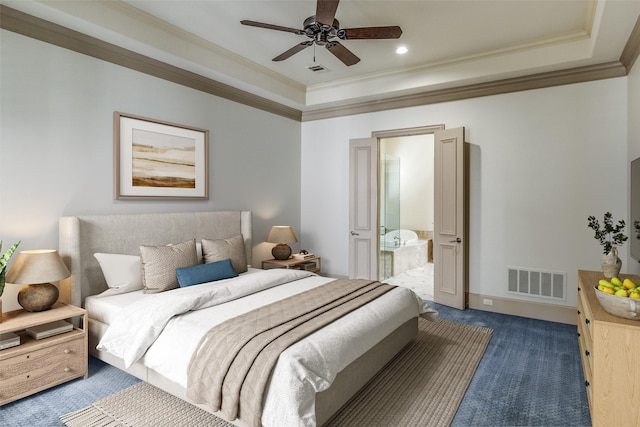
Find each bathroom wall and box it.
[381,135,435,236]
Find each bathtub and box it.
[381,229,419,247]
[380,230,429,279]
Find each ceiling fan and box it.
[241,0,402,66]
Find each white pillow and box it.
[196,242,202,262]
[94,253,143,296]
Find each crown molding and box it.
[0,4,302,122]
[620,15,640,74]
[300,61,627,121]
[2,5,638,124]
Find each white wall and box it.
[0,30,302,276]
[384,135,434,233]
[2,26,636,314]
[301,78,628,309]
[628,59,640,276]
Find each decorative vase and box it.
[601,247,622,279]
[18,283,59,312]
[272,243,292,260]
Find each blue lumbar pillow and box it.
[176,258,238,287]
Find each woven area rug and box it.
[60,318,492,427]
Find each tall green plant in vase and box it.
[587,212,627,278]
[1,240,21,320]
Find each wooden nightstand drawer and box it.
[0,303,88,406]
[0,332,85,404]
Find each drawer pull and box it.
[585,350,590,357]
[585,318,590,325]
[577,310,581,315]
[64,367,72,373]
[64,349,72,354]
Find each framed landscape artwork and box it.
[114,112,209,200]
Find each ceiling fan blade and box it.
[241,20,302,34]
[273,42,313,62]
[316,0,340,26]
[342,26,403,40]
[326,41,360,66]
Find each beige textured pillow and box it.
[202,235,248,274]
[140,239,198,293]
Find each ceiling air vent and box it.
[307,64,329,73]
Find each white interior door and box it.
[434,127,466,309]
[349,138,378,279]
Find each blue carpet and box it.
[432,303,592,427]
[1,304,591,427]
[0,356,140,427]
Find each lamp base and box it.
[272,243,292,260]
[18,283,59,312]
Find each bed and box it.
[58,211,433,426]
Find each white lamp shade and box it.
[6,249,71,284]
[266,226,298,244]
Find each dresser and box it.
[0,302,88,405]
[577,270,640,427]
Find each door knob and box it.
[449,237,462,243]
[350,231,360,236]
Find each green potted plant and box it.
[1,240,21,320]
[587,212,627,278]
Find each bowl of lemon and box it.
[595,277,640,320]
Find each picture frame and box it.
[114,112,209,200]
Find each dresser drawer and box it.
[0,334,85,404]
[577,295,593,372]
[576,321,593,407]
[578,287,593,340]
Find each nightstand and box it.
[262,255,321,274]
[0,302,88,405]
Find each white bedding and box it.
[94,268,432,427]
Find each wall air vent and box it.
[307,64,329,73]
[507,267,566,301]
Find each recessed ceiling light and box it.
[396,46,408,55]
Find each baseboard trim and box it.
[468,293,577,325]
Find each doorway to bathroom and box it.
[378,133,435,301]
[349,126,466,308]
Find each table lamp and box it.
[266,226,298,260]
[6,249,71,312]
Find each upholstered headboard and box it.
[58,211,252,308]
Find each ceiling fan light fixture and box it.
[241,0,402,66]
